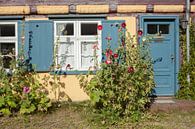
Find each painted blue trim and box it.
[0,16,23,20]
[139,15,180,95]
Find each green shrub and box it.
[177,23,195,100]
[0,21,52,116]
[0,59,52,116]
[78,24,155,122]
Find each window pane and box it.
[81,41,97,69]
[81,41,96,56]
[58,56,74,70]
[56,23,74,36]
[0,43,15,55]
[58,42,74,69]
[81,23,97,35]
[0,24,15,37]
[81,56,94,69]
[159,24,169,34]
[147,24,157,34]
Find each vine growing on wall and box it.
[177,23,195,100]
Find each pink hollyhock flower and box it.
[106,36,112,40]
[106,49,113,57]
[92,44,99,50]
[97,25,103,30]
[113,53,118,58]
[23,86,30,94]
[128,66,134,73]
[105,60,112,64]
[121,22,126,28]
[138,30,143,36]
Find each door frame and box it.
[139,15,180,95]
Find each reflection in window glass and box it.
[0,43,15,55]
[0,43,15,68]
[81,23,97,35]
[159,24,169,34]
[0,24,15,37]
[147,24,157,34]
[56,23,74,36]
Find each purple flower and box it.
[23,86,30,94]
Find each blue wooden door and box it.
[144,21,176,95]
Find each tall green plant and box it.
[0,20,52,116]
[177,23,195,100]
[78,23,155,122]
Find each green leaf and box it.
[0,97,5,108]
[0,108,11,116]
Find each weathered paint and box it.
[76,5,109,13]
[37,5,69,14]
[107,16,137,35]
[38,73,90,101]
[0,6,30,15]
[154,5,184,12]
[117,5,146,13]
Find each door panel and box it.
[144,21,175,95]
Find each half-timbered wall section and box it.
[0,0,192,101]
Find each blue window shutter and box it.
[101,20,125,61]
[24,20,54,72]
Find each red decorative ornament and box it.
[128,66,134,73]
[138,30,143,36]
[121,22,126,28]
[113,53,118,58]
[97,25,103,30]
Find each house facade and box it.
[0,0,194,101]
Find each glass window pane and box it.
[0,43,15,55]
[56,23,74,36]
[81,23,97,35]
[81,41,96,56]
[147,24,157,34]
[58,42,74,55]
[81,56,94,69]
[159,24,169,34]
[58,42,74,70]
[58,56,74,70]
[0,24,15,37]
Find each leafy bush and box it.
[0,22,52,116]
[0,58,52,116]
[78,23,155,122]
[177,23,195,100]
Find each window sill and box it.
[50,70,96,75]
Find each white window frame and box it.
[0,22,18,65]
[54,20,102,71]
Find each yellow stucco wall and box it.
[154,5,184,12]
[191,5,195,12]
[0,6,30,15]
[107,16,137,36]
[117,5,146,13]
[38,73,90,102]
[37,5,69,14]
[76,5,109,13]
